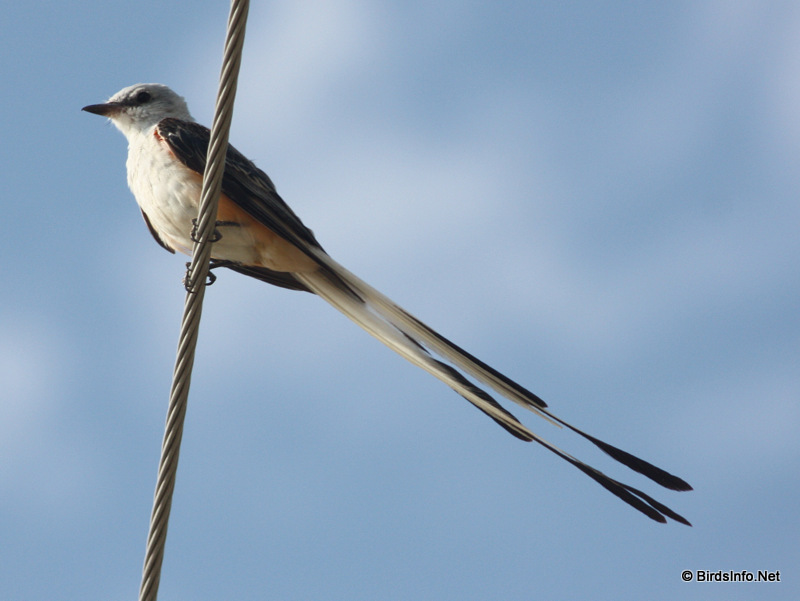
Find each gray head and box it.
[82,83,193,138]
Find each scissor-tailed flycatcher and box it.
[84,83,692,524]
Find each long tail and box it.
[293,256,692,525]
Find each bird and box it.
[83,83,692,524]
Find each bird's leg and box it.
[190,218,241,243]
[183,258,240,291]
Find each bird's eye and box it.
[136,90,152,104]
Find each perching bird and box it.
[84,83,692,524]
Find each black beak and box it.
[82,102,123,116]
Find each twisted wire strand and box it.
[138,1,250,599]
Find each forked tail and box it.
[294,257,691,525]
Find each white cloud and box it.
[0,316,64,453]
[233,0,389,139]
[0,313,99,509]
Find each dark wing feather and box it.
[141,208,175,253]
[223,262,312,292]
[156,118,361,296]
[156,118,324,254]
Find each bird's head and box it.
[82,83,193,137]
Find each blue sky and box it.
[2,1,798,599]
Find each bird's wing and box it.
[156,117,324,252]
[156,117,326,291]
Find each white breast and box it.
[124,128,268,266]
[126,128,203,255]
